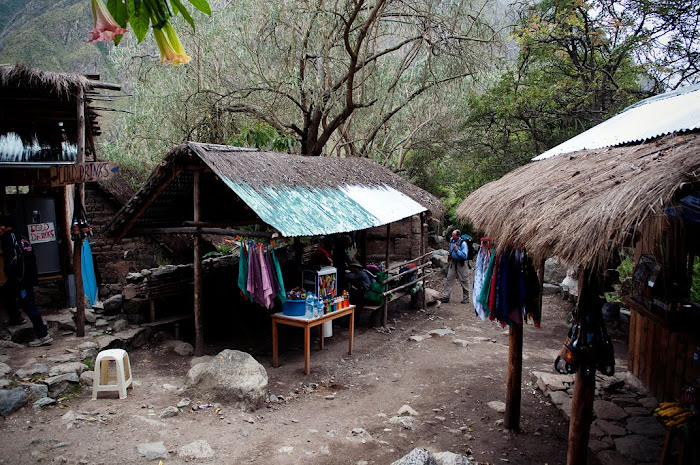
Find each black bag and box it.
[10,232,38,286]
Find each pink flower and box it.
[88,0,128,43]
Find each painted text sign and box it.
[28,222,56,243]
[50,162,119,186]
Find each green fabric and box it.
[365,279,385,304]
[271,248,287,304]
[238,243,251,300]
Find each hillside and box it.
[0,0,115,77]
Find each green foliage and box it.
[228,122,297,153]
[82,357,95,371]
[691,257,700,303]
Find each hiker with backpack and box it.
[0,215,52,346]
[439,229,472,304]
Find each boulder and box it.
[15,363,49,379]
[433,451,476,465]
[544,257,568,284]
[0,362,10,377]
[424,287,441,305]
[0,387,27,416]
[594,400,628,421]
[48,362,88,377]
[21,382,48,400]
[103,294,123,315]
[391,448,437,465]
[111,319,129,333]
[137,442,167,460]
[44,373,80,398]
[80,371,94,386]
[614,434,662,462]
[431,250,449,269]
[178,440,214,459]
[185,349,267,411]
[162,340,194,356]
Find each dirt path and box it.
[0,285,583,465]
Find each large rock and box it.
[594,400,627,421]
[614,434,662,462]
[137,442,167,460]
[185,349,267,411]
[431,250,449,270]
[424,288,441,306]
[162,340,194,356]
[625,416,665,437]
[433,452,476,465]
[178,440,214,459]
[0,362,10,376]
[0,387,27,416]
[44,373,80,398]
[48,362,88,377]
[15,363,49,379]
[544,257,568,284]
[103,294,123,315]
[532,371,574,394]
[392,447,437,465]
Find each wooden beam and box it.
[112,165,185,242]
[566,268,600,465]
[505,321,523,430]
[382,223,391,327]
[74,86,86,338]
[128,227,274,238]
[193,170,204,356]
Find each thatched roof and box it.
[103,142,444,239]
[456,132,700,269]
[0,64,120,163]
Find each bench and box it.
[364,251,435,327]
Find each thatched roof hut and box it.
[456,132,700,269]
[0,64,119,166]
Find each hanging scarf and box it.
[238,242,251,300]
[271,248,287,304]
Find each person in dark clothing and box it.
[333,235,353,292]
[345,259,371,312]
[309,236,333,270]
[0,215,51,346]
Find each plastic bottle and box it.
[314,299,323,318]
[305,292,315,318]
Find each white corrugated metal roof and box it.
[533,84,700,160]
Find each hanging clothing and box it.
[238,242,251,300]
[271,248,286,304]
[472,244,489,321]
[81,239,98,308]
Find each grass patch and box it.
[82,357,95,371]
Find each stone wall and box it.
[366,215,427,262]
[84,184,173,298]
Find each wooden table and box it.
[271,305,355,375]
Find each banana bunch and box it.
[653,402,696,428]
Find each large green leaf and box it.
[170,0,195,30]
[128,0,151,42]
[187,0,211,15]
[107,0,129,45]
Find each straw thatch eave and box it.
[456,132,700,270]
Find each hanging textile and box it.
[472,239,491,321]
[81,239,97,308]
[270,248,286,304]
[238,242,251,300]
[473,245,541,328]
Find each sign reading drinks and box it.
[28,222,56,243]
[50,162,119,186]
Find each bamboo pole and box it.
[74,86,85,338]
[193,171,204,356]
[504,321,523,430]
[420,214,427,310]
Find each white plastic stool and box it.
[92,349,133,400]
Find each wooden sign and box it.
[50,162,119,186]
[28,222,56,243]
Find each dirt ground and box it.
[0,275,622,465]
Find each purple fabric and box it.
[264,248,281,294]
[257,246,274,308]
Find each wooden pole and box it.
[504,321,523,430]
[420,213,426,310]
[193,171,204,356]
[382,223,391,327]
[74,86,86,338]
[566,268,599,465]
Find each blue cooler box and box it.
[282,299,306,316]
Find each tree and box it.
[192,0,500,156]
[452,0,700,181]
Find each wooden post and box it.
[566,268,600,465]
[74,86,86,338]
[420,213,426,310]
[193,171,204,356]
[504,321,523,430]
[537,257,545,316]
[382,223,391,327]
